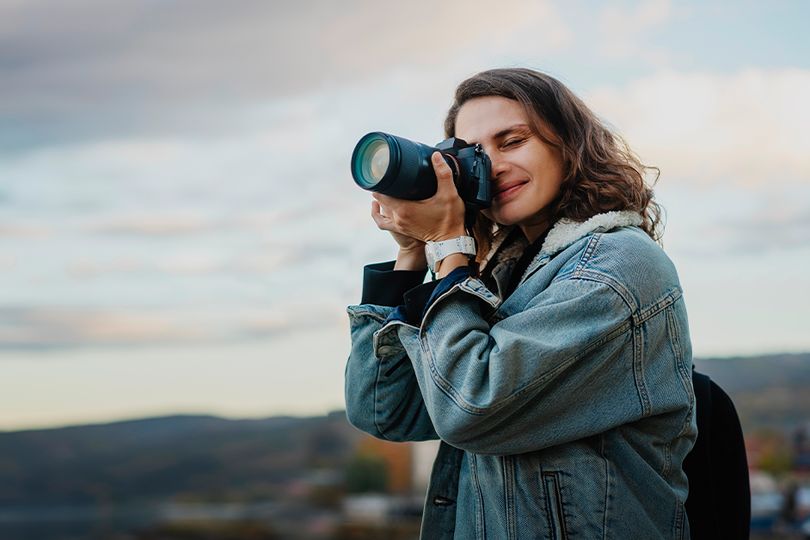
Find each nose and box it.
[489,150,509,180]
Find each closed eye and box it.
[503,137,526,148]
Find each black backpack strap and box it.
[684,370,716,538]
[708,378,751,539]
[684,369,751,539]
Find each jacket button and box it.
[432,495,454,507]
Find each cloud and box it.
[0,254,16,271]
[66,257,148,279]
[0,304,341,350]
[0,307,207,349]
[711,207,810,254]
[597,0,675,64]
[0,223,49,238]
[585,68,810,187]
[85,214,217,236]
[0,0,569,152]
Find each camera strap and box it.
[463,204,477,230]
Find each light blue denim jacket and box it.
[345,211,697,539]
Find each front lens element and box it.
[353,135,391,188]
[365,141,389,184]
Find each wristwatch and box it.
[425,236,476,274]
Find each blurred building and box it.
[356,436,440,495]
[794,424,810,471]
[356,436,413,494]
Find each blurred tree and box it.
[753,429,794,476]
[345,454,388,493]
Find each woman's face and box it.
[454,96,564,241]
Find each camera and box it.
[350,132,492,209]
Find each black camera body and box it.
[351,132,492,209]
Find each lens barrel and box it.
[351,132,439,200]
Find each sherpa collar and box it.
[541,210,643,256]
[482,211,643,268]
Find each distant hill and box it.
[0,353,808,507]
[0,412,360,506]
[694,352,810,432]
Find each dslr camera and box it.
[350,132,492,209]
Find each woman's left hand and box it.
[371,152,467,242]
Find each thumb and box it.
[431,152,456,195]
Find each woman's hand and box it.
[371,199,427,270]
[371,152,467,246]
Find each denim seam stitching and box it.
[541,470,556,540]
[419,279,501,335]
[502,456,516,540]
[371,320,417,440]
[470,453,486,540]
[633,323,652,416]
[420,277,639,416]
[657,308,676,480]
[575,233,601,272]
[422,317,632,416]
[670,304,693,401]
[420,276,634,414]
[673,497,685,540]
[542,471,569,540]
[662,440,672,479]
[518,254,551,286]
[349,309,387,323]
[634,288,683,325]
[373,354,392,441]
[601,433,610,540]
[667,305,696,442]
[570,269,636,313]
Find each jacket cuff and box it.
[425,266,472,306]
[398,265,472,325]
[402,281,441,325]
[361,261,428,306]
[421,274,502,328]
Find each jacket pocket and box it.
[542,471,568,540]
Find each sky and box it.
[1,0,809,430]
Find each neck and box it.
[517,208,555,244]
[519,221,551,244]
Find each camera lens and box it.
[365,140,390,185]
[352,133,392,188]
[351,132,440,200]
[351,132,492,207]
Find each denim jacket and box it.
[345,211,697,539]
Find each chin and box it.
[487,208,527,228]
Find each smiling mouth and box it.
[495,182,527,200]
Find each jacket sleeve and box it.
[378,273,647,455]
[345,305,439,441]
[344,262,439,442]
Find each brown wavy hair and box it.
[444,68,663,260]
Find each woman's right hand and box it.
[371,200,427,270]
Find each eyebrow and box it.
[488,124,532,142]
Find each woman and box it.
[345,68,696,539]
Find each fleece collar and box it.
[482,211,643,269]
[540,210,643,256]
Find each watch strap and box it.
[425,236,476,273]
